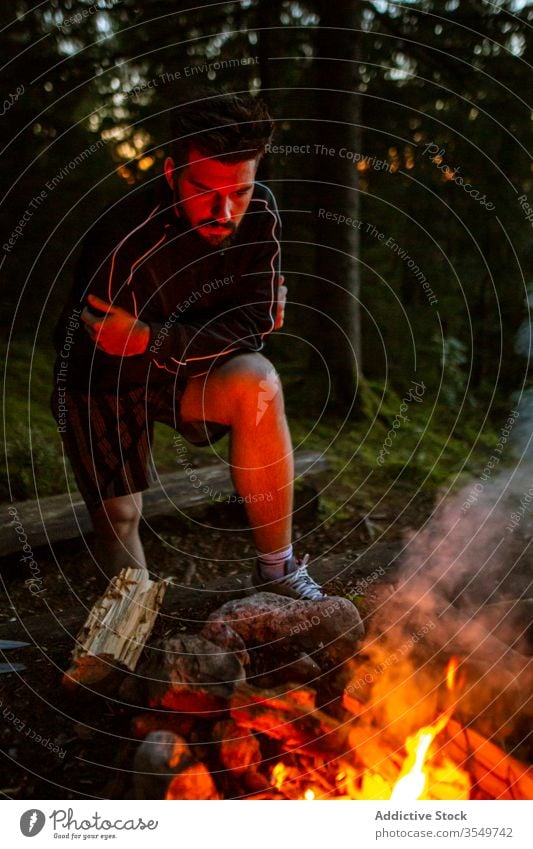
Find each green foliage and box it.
[288,368,505,528]
[0,423,72,502]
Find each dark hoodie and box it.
[53,174,281,392]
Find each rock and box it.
[142,633,245,715]
[133,731,192,799]
[134,730,220,800]
[200,620,250,666]
[205,592,364,664]
[252,652,322,688]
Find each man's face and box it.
[165,147,259,246]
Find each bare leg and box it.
[89,491,147,581]
[179,353,294,554]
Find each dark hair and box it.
[169,87,274,167]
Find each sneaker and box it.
[252,554,326,601]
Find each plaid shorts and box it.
[50,380,230,510]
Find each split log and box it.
[230,682,348,757]
[441,718,533,800]
[63,567,166,692]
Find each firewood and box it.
[342,690,367,717]
[213,718,262,775]
[130,712,196,740]
[441,719,533,800]
[63,567,166,692]
[230,682,348,757]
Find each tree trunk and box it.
[255,0,282,183]
[309,0,363,412]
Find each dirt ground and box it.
[1,487,531,799]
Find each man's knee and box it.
[90,493,142,540]
[222,353,283,411]
[181,353,284,425]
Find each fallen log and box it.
[62,567,166,692]
[0,449,328,556]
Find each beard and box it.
[174,199,237,250]
[171,180,241,249]
[196,220,237,247]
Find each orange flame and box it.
[390,730,434,800]
[387,659,471,800]
[390,712,450,800]
[446,656,466,692]
[446,656,459,689]
[269,658,471,801]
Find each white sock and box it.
[257,544,293,579]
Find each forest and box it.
[1,0,532,503]
[1,0,533,807]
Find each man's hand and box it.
[274,275,287,330]
[81,294,150,356]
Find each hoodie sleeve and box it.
[52,199,165,387]
[148,187,282,379]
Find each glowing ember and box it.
[271,762,287,791]
[303,788,316,800]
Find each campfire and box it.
[343,658,470,801]
[62,567,533,800]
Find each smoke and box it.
[351,389,533,742]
